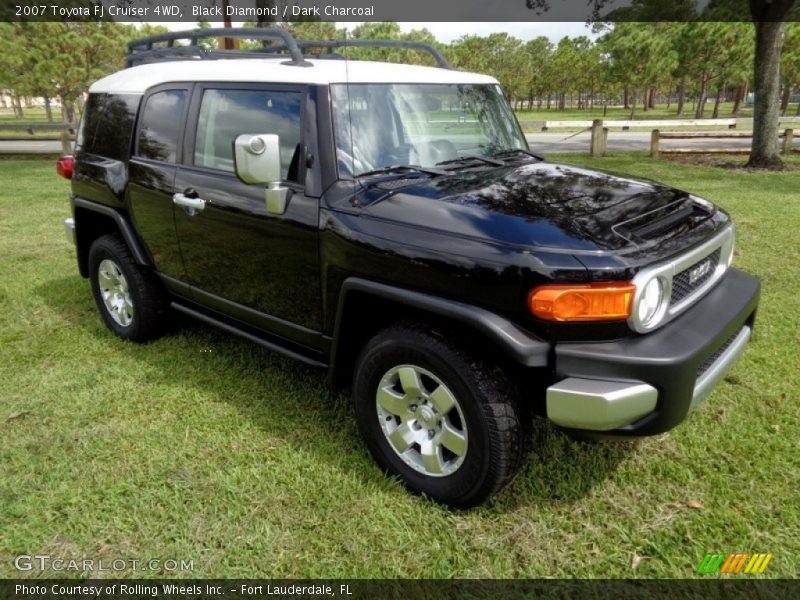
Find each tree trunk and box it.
[747,19,786,169]
[732,83,746,115]
[61,97,75,124]
[44,97,53,122]
[648,88,656,109]
[642,88,648,112]
[712,85,723,119]
[14,93,24,119]
[796,98,800,116]
[780,85,791,115]
[695,75,708,118]
[630,90,637,119]
[623,88,629,109]
[676,78,686,115]
[255,0,277,26]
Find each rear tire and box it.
[353,324,528,508]
[88,234,168,343]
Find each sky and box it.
[158,21,597,44]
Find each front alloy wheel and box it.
[354,324,528,508]
[377,364,468,477]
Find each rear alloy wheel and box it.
[354,324,528,508]
[97,258,134,327]
[88,234,167,343]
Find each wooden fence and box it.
[0,122,77,155]
[650,129,796,158]
[518,116,800,131]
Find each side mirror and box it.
[234,134,290,215]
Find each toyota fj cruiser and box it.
[60,29,760,507]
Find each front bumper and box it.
[546,268,760,437]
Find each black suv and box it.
[60,29,760,507]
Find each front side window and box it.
[136,90,187,163]
[331,83,527,177]
[194,88,302,179]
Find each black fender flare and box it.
[72,196,151,266]
[330,277,550,375]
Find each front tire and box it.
[88,234,167,343]
[353,324,528,508]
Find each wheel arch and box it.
[72,197,151,278]
[328,278,550,389]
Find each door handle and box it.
[172,193,206,211]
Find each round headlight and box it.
[637,277,664,327]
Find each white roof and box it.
[90,58,498,94]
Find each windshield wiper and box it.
[436,155,505,169]
[491,149,545,161]
[357,165,449,178]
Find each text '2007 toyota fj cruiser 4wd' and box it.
[60,29,760,507]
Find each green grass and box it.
[1,155,798,579]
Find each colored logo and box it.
[696,552,772,574]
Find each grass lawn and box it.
[0,155,798,579]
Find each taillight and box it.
[527,282,636,322]
[56,156,74,180]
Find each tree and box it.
[0,23,131,123]
[746,0,797,168]
[601,23,677,118]
[521,37,554,109]
[781,23,800,115]
[674,23,752,118]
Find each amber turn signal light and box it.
[528,282,636,322]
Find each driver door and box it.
[173,83,322,350]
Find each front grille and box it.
[697,327,742,379]
[671,248,721,305]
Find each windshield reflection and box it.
[331,83,528,178]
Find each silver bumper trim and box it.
[690,325,752,411]
[546,378,658,431]
[64,218,75,245]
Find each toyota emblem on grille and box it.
[689,259,712,285]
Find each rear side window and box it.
[136,90,187,163]
[78,93,138,160]
[193,88,302,178]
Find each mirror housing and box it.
[234,134,290,214]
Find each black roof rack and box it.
[126,28,451,70]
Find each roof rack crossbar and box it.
[126,28,451,69]
[256,39,450,69]
[126,28,311,67]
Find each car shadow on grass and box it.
[38,275,635,510]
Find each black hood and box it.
[356,162,727,256]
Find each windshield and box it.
[331,83,528,178]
